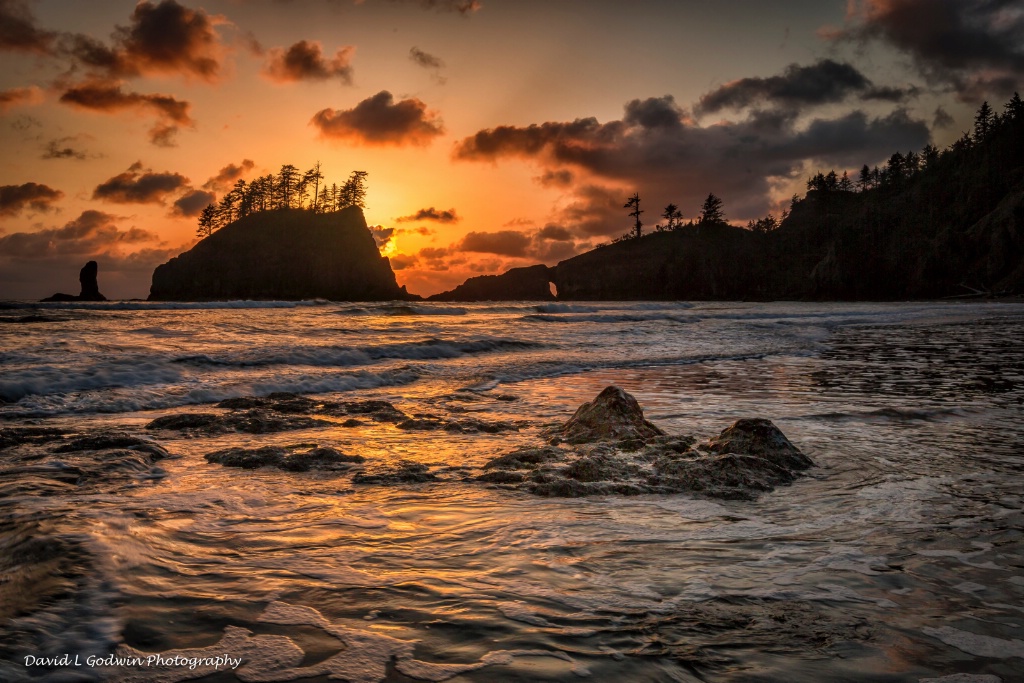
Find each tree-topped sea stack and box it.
[148,206,410,301]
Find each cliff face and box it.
[149,207,409,301]
[428,265,554,301]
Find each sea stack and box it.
[41,260,107,302]
[148,207,411,301]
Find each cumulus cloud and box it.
[61,0,224,81]
[311,90,444,145]
[455,95,930,222]
[202,159,255,191]
[0,210,158,259]
[459,230,531,257]
[455,226,588,263]
[59,81,194,146]
[397,207,459,223]
[827,0,1024,101]
[93,162,190,204]
[0,210,178,298]
[0,85,43,112]
[696,59,916,114]
[0,182,63,217]
[172,189,216,217]
[0,0,56,54]
[263,40,354,84]
[389,253,419,271]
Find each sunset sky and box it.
[1,0,1022,298]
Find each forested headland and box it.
[195,163,368,238]
[435,95,1024,301]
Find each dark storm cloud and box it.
[0,210,157,259]
[0,86,42,111]
[60,0,224,81]
[202,160,256,191]
[829,0,1024,101]
[397,207,459,223]
[537,224,573,241]
[0,182,63,217]
[0,0,56,54]
[409,46,443,69]
[696,59,915,114]
[58,81,193,146]
[624,95,685,129]
[933,106,955,128]
[263,40,355,84]
[93,162,190,204]
[455,96,931,222]
[172,189,216,217]
[310,90,444,145]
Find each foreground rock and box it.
[554,385,665,444]
[205,445,364,471]
[482,386,814,500]
[0,431,173,497]
[147,410,329,435]
[41,260,107,302]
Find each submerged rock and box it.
[146,409,329,435]
[0,431,173,497]
[352,460,437,485]
[0,427,66,451]
[205,445,364,471]
[483,446,565,470]
[556,386,666,444]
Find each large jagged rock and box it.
[556,386,666,444]
[428,264,554,301]
[148,207,412,301]
[41,260,107,302]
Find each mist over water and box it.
[1,300,1023,682]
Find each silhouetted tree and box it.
[197,204,216,238]
[838,171,853,192]
[624,192,643,238]
[858,164,872,191]
[341,171,368,209]
[974,101,994,141]
[305,162,324,212]
[699,193,724,224]
[660,203,682,231]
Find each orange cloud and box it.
[263,40,354,84]
[311,91,444,146]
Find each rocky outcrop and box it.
[481,386,815,500]
[148,207,411,301]
[428,265,554,301]
[554,385,665,444]
[41,260,107,302]
[205,445,364,471]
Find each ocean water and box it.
[1,300,1023,682]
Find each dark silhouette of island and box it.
[149,207,411,301]
[434,95,1024,301]
[428,265,555,302]
[41,261,107,302]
